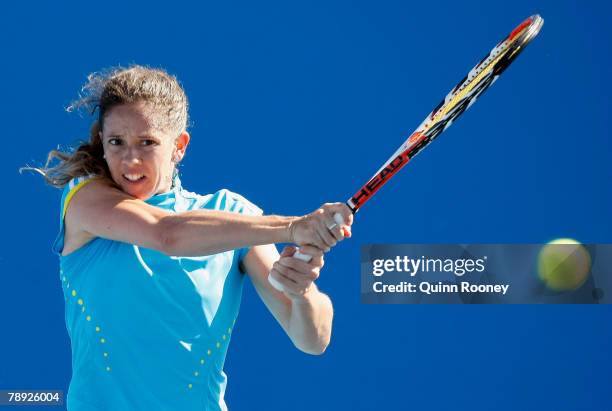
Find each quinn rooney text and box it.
[372,281,510,295]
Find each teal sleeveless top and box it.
[53,176,262,410]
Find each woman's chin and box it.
[131,192,152,200]
[116,177,153,199]
[121,184,154,200]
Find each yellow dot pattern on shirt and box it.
[97,329,111,372]
[63,278,112,374]
[187,322,235,391]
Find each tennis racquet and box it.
[346,14,543,213]
[269,14,544,292]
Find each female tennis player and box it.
[35,65,352,410]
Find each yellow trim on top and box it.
[62,178,95,219]
[431,33,526,125]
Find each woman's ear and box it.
[173,131,191,162]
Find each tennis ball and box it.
[538,239,591,291]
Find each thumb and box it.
[280,245,297,258]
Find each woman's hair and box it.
[28,65,189,188]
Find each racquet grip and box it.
[293,250,314,262]
[268,212,345,292]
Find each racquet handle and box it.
[269,212,345,292]
[292,249,314,263]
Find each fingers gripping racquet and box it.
[268,213,344,292]
[293,212,346,261]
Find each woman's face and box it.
[100,102,189,200]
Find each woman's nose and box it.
[122,147,143,165]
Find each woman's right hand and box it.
[288,203,353,252]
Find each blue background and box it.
[2,0,610,410]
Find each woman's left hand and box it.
[269,245,324,300]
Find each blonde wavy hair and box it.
[27,65,189,188]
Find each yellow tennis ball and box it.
[538,239,591,291]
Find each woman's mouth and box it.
[123,173,146,183]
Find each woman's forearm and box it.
[287,286,334,355]
[159,210,296,256]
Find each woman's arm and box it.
[65,178,348,256]
[241,244,334,355]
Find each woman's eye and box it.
[108,138,122,146]
[141,140,157,146]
